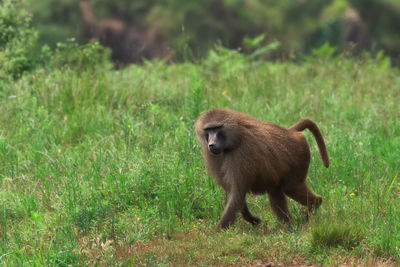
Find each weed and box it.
[312,222,364,249]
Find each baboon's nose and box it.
[208,144,221,154]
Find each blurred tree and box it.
[27,0,400,63]
[353,0,400,60]
[79,1,172,63]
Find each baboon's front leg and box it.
[241,200,261,225]
[218,187,245,230]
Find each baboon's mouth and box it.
[208,147,222,154]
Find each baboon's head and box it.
[195,109,241,154]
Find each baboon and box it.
[195,108,329,230]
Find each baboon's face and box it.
[204,126,226,155]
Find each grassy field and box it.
[1,50,400,266]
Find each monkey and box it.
[195,108,329,230]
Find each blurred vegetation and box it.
[0,0,112,81]
[25,0,400,63]
[0,0,39,80]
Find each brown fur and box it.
[195,108,329,230]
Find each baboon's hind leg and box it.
[268,189,292,223]
[283,182,322,212]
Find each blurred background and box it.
[27,0,400,65]
[11,0,400,65]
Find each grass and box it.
[1,50,400,266]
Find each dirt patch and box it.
[111,230,397,266]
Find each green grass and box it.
[1,52,400,266]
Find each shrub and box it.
[0,0,38,79]
[50,38,112,71]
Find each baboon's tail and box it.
[290,119,330,168]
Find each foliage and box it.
[0,0,38,79]
[50,38,112,71]
[27,0,400,62]
[0,0,112,83]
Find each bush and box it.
[0,1,112,82]
[0,0,38,79]
[50,38,112,71]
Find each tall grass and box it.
[1,49,399,265]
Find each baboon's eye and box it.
[205,133,209,141]
[217,131,224,140]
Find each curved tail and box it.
[290,119,330,168]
